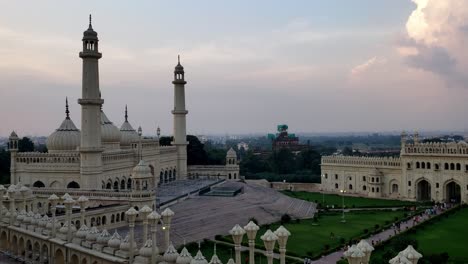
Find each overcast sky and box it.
[1,0,468,137]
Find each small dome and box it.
[227,148,237,157]
[9,131,18,139]
[132,160,151,179]
[47,98,81,153]
[176,247,193,264]
[83,15,98,40]
[175,55,184,73]
[120,106,139,146]
[101,111,122,144]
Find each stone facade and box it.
[321,132,468,203]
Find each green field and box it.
[221,210,407,259]
[281,190,420,208]
[371,207,468,263]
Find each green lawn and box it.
[281,190,420,208]
[222,210,407,259]
[371,207,468,263]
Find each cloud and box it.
[350,57,387,78]
[398,0,468,87]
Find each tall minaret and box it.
[78,15,104,188]
[172,55,188,180]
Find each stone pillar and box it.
[229,224,246,264]
[64,197,75,242]
[125,207,138,263]
[148,211,161,264]
[0,186,5,221]
[77,196,89,227]
[139,205,152,244]
[260,230,278,264]
[8,189,16,225]
[244,221,259,264]
[274,226,291,264]
[161,208,174,252]
[48,194,59,238]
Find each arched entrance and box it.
[71,254,79,264]
[55,249,65,264]
[417,179,431,201]
[446,181,461,203]
[0,232,7,251]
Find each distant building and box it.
[268,124,306,152]
[237,142,249,151]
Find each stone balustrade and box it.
[321,155,401,168]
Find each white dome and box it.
[46,118,81,153]
[120,121,139,146]
[132,160,152,179]
[101,111,122,144]
[120,106,139,147]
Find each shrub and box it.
[249,217,259,225]
[324,244,330,250]
[339,238,345,245]
[295,218,301,224]
[281,214,292,224]
[363,228,369,234]
[374,224,380,230]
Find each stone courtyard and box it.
[115,181,316,247]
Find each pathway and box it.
[311,209,442,264]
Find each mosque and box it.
[7,16,239,198]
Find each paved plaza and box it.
[115,181,316,248]
[157,179,221,204]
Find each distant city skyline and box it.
[1,0,468,136]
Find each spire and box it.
[125,105,128,122]
[89,14,92,30]
[178,54,180,65]
[65,97,70,119]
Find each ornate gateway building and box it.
[321,132,467,203]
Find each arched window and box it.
[427,162,431,169]
[33,181,45,188]
[67,181,80,189]
[421,162,425,169]
[121,179,126,190]
[376,187,380,192]
[106,182,111,189]
[435,164,439,170]
[372,187,375,192]
[445,163,449,170]
[362,176,366,181]
[113,181,119,190]
[450,163,455,170]
[335,183,338,189]
[416,162,420,169]
[456,163,461,170]
[348,184,353,190]
[407,163,411,169]
[363,185,367,191]
[127,178,132,189]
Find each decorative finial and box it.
[65,97,70,119]
[89,14,92,27]
[178,54,180,65]
[125,105,128,122]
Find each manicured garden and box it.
[281,190,421,208]
[218,210,409,259]
[369,206,468,264]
